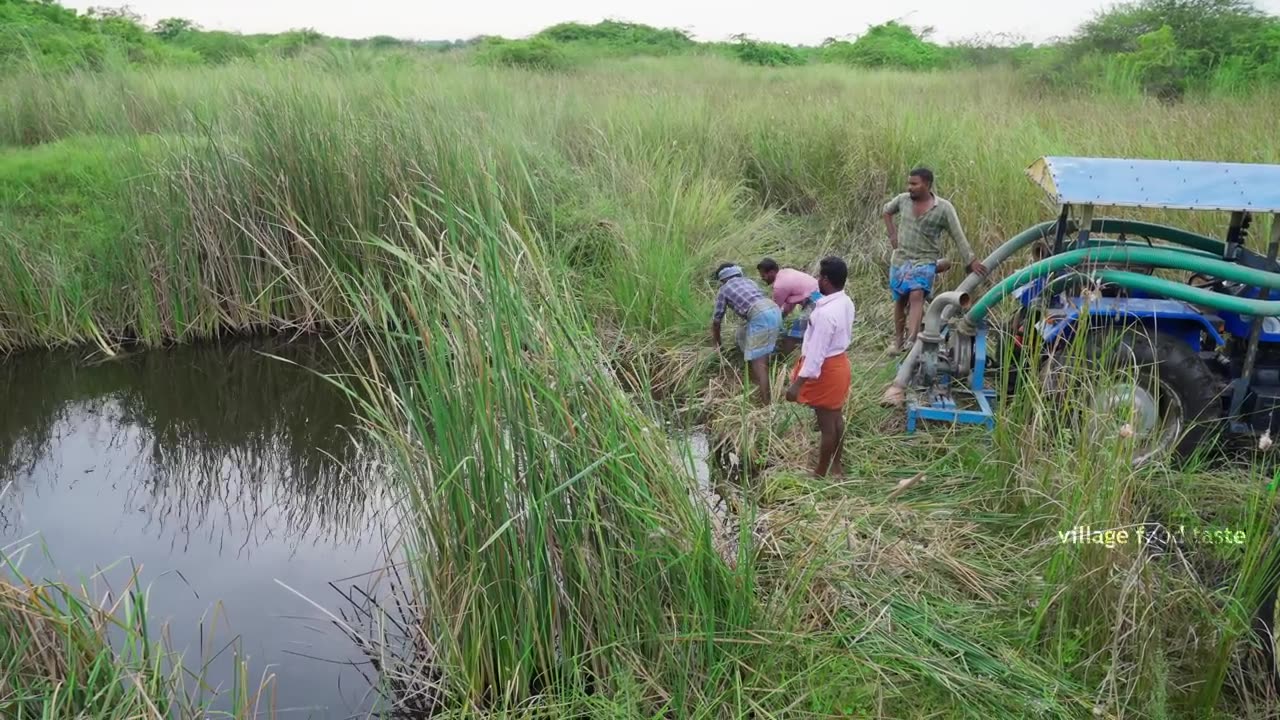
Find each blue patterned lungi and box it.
[735,297,782,361]
[889,260,936,302]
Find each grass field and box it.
[3,55,1280,718]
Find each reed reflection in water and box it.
[0,337,395,718]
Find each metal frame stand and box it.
[905,326,996,433]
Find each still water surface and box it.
[0,338,393,718]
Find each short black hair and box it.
[909,167,934,186]
[818,256,848,290]
[757,257,779,273]
[714,262,736,280]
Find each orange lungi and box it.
[790,353,852,410]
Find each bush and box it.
[174,30,258,64]
[944,34,1040,69]
[535,20,694,56]
[152,17,196,41]
[1123,25,1196,98]
[730,36,806,66]
[821,22,944,70]
[476,38,570,71]
[0,1,207,71]
[266,28,325,58]
[1043,0,1280,95]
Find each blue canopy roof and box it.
[1026,156,1280,213]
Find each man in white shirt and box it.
[785,256,856,478]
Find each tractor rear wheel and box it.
[1041,328,1223,465]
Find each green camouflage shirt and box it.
[883,192,974,267]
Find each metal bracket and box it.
[1228,213,1280,430]
[1051,206,1069,256]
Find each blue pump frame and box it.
[905,325,997,433]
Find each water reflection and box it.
[0,337,392,718]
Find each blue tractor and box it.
[900,156,1280,465]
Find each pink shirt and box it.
[798,291,855,379]
[771,268,819,315]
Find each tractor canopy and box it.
[1026,156,1280,213]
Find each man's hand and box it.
[786,379,803,403]
[968,259,989,276]
[884,213,899,250]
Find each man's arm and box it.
[945,203,986,275]
[711,289,727,347]
[773,286,795,317]
[883,194,902,250]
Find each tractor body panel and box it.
[1033,296,1226,352]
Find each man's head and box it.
[907,167,934,201]
[715,262,743,284]
[757,257,780,284]
[817,256,848,295]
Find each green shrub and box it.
[731,36,806,66]
[1122,24,1196,98]
[821,22,945,70]
[151,17,196,41]
[266,28,325,58]
[943,34,1040,69]
[476,38,570,71]
[1044,0,1280,95]
[173,30,258,64]
[535,20,694,56]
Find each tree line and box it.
[4,0,1279,97]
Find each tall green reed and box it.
[262,184,759,711]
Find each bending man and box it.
[757,257,819,357]
[712,263,782,405]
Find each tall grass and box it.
[3,58,1280,352]
[0,564,270,718]
[227,183,759,712]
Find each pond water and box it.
[0,338,394,718]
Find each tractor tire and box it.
[1042,328,1224,466]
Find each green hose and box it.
[1081,219,1225,255]
[1075,238,1221,260]
[894,216,1230,389]
[966,245,1280,323]
[1097,270,1280,316]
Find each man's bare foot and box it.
[887,339,903,354]
[880,384,906,408]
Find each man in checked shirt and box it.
[883,167,987,353]
[711,263,782,405]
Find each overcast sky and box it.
[62,0,1280,45]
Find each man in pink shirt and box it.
[785,256,856,478]
[757,258,819,356]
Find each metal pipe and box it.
[918,290,971,382]
[966,245,1280,325]
[920,291,971,343]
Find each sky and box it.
[61,0,1280,46]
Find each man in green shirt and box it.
[883,167,987,352]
